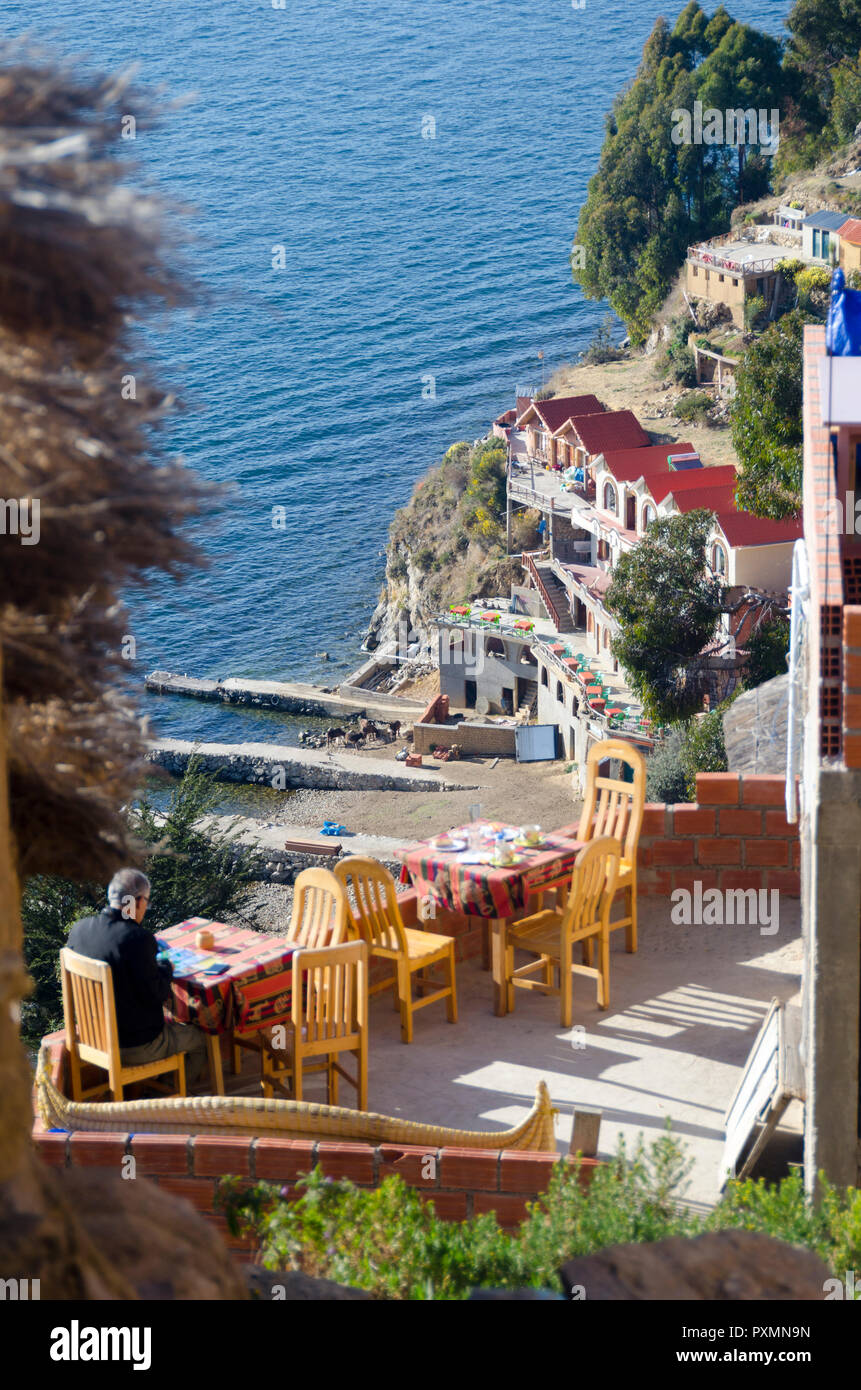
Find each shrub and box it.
[582,314,625,366]
[796,265,832,316]
[744,294,767,331]
[645,727,689,803]
[665,316,698,386]
[675,391,712,424]
[217,1135,861,1299]
[679,705,729,800]
[744,615,790,689]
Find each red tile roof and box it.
[600,443,698,481]
[839,218,861,247]
[516,393,604,431]
[515,396,531,419]
[715,509,803,547]
[669,483,802,545]
[562,410,651,455]
[647,464,738,503]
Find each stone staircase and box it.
[533,562,576,632]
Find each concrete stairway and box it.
[534,562,576,632]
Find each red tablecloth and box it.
[159,918,296,1034]
[395,824,584,918]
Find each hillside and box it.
[364,436,541,652]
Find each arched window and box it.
[641,502,656,532]
[541,667,549,687]
[603,628,610,649]
[712,542,727,576]
[602,481,617,514]
[556,681,564,704]
[486,635,506,657]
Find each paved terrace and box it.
[225,898,801,1209]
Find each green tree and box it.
[696,22,786,204]
[605,510,726,721]
[19,761,264,1048]
[732,310,805,519]
[744,615,791,688]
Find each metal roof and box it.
[802,210,850,231]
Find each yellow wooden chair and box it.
[232,867,348,1074]
[61,947,186,1102]
[504,837,621,1024]
[576,737,646,953]
[260,939,368,1109]
[333,856,457,1044]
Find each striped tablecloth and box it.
[160,918,296,1034]
[395,824,584,918]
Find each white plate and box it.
[432,837,466,852]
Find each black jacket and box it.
[66,907,174,1049]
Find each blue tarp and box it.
[826,269,861,356]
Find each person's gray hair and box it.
[107,867,151,910]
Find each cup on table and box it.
[520,824,543,846]
[195,928,214,950]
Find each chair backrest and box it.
[333,857,408,955]
[561,837,621,938]
[292,939,368,1046]
[576,737,647,864]
[287,868,348,949]
[60,947,120,1071]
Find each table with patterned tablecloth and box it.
[159,918,298,1091]
[395,824,584,1015]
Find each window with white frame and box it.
[641,501,656,532]
[712,541,727,576]
[602,480,617,514]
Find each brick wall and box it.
[636,772,800,898]
[32,1127,594,1255]
[843,606,861,769]
[412,721,517,757]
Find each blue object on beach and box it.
[321,822,347,835]
[826,269,861,356]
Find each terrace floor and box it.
[224,897,802,1209]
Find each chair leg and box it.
[445,945,458,1023]
[232,1039,242,1074]
[626,884,637,953]
[357,1036,368,1111]
[398,959,413,1043]
[293,1059,303,1103]
[177,1052,187,1097]
[561,958,573,1028]
[599,929,610,1010]
[328,1055,338,1106]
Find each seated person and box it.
[67,868,209,1088]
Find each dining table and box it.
[158,918,298,1094]
[395,824,584,1015]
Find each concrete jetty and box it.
[145,670,425,722]
[147,738,479,792]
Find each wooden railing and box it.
[687,245,780,277]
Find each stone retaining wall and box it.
[148,739,475,793]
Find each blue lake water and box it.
[6,0,790,745]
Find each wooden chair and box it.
[576,737,646,953]
[333,856,457,1044]
[260,940,368,1109]
[504,837,621,1024]
[61,947,186,1102]
[232,867,348,1074]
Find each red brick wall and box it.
[33,1128,592,1255]
[843,606,861,770]
[636,772,800,898]
[33,1038,589,1255]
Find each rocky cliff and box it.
[364,435,540,652]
